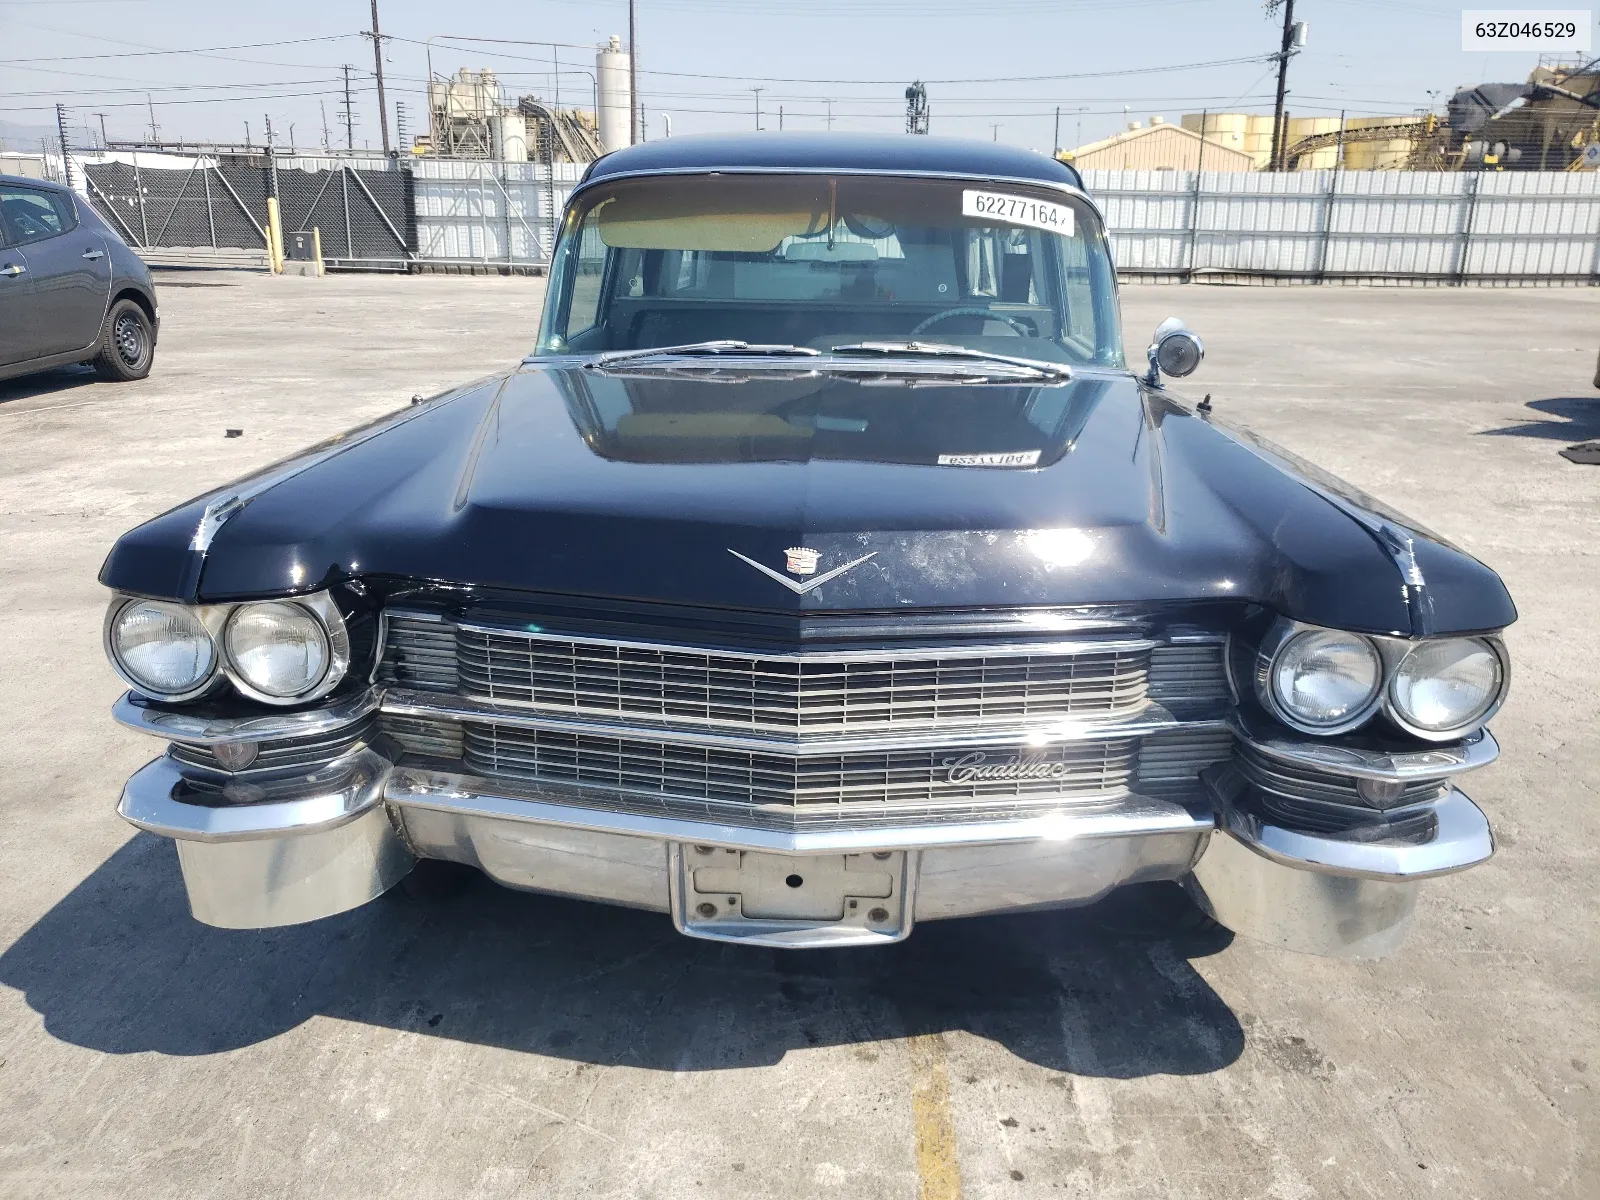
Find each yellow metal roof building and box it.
[1060,117,1258,172]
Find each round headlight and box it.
[1267,629,1382,732]
[110,600,217,699]
[224,601,330,700]
[1390,638,1504,736]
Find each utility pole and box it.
[395,101,408,153]
[366,1,391,154]
[753,86,764,130]
[991,123,1001,142]
[825,99,833,130]
[1054,105,1061,155]
[320,100,331,150]
[145,94,160,143]
[1267,0,1303,171]
[55,103,74,190]
[779,105,784,132]
[628,0,639,145]
[94,112,109,148]
[340,65,356,151]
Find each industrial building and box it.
[1061,117,1256,171]
[1061,112,1428,173]
[421,35,638,166]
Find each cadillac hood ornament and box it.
[729,547,877,595]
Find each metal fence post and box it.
[1187,110,1206,282]
[1316,170,1339,283]
[203,162,217,248]
[504,161,514,271]
[1456,172,1482,286]
[341,165,354,263]
[131,149,150,247]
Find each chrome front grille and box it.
[384,617,1222,736]
[1146,643,1232,708]
[374,610,1233,830]
[1137,728,1234,795]
[377,615,458,693]
[459,722,1135,828]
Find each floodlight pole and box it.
[628,0,639,145]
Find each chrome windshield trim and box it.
[380,686,1227,754]
[446,619,1157,663]
[114,688,380,746]
[384,764,1210,854]
[1231,711,1497,782]
[564,165,1102,218]
[1216,787,1493,882]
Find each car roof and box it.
[0,172,68,191]
[582,132,1086,193]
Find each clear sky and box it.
[0,0,1583,154]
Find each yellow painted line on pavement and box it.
[907,1032,962,1200]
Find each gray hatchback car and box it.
[0,173,159,384]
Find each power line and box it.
[0,33,355,66]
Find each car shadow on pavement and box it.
[1479,396,1600,442]
[0,834,1242,1078]
[0,364,99,406]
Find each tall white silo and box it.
[596,34,632,153]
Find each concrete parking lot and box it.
[0,271,1596,1199]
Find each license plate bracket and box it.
[669,845,915,947]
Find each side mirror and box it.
[1145,317,1205,386]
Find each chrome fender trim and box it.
[1215,788,1494,882]
[117,748,391,842]
[113,688,381,747]
[1231,711,1498,783]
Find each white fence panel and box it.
[1082,168,1600,284]
[410,159,582,268]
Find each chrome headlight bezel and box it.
[1254,620,1385,736]
[103,598,225,703]
[222,592,351,706]
[1252,618,1510,742]
[104,590,351,707]
[1384,635,1509,742]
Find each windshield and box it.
[534,173,1124,368]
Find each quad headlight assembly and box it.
[1253,619,1508,742]
[105,590,350,706]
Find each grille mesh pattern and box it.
[378,617,459,693]
[462,722,1135,812]
[454,627,1151,733]
[1146,643,1232,707]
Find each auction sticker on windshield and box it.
[962,190,1075,237]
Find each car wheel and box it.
[90,298,155,382]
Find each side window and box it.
[0,186,74,246]
[562,223,607,339]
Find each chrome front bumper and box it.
[114,691,1498,954]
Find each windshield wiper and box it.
[586,340,821,368]
[828,341,1072,380]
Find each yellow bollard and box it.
[265,196,285,274]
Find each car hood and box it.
[101,363,1515,635]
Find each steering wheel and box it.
[910,307,1031,337]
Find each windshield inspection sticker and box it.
[938,450,1042,468]
[962,190,1075,237]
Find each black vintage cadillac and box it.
[103,134,1513,955]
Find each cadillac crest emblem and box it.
[784,547,821,576]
